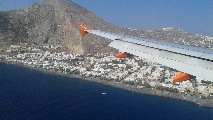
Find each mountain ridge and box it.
[0,0,212,54]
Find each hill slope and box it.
[0,0,212,54]
[0,0,122,54]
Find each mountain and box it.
[0,0,122,54]
[0,0,212,54]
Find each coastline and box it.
[1,60,213,108]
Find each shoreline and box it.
[1,60,213,108]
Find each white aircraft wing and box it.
[77,23,213,82]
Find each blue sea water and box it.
[0,62,213,120]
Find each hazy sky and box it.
[1,0,213,36]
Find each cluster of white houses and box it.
[1,44,213,98]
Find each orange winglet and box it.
[173,72,194,83]
[77,22,91,37]
[116,52,133,58]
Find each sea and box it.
[0,62,213,120]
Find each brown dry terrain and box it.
[0,0,212,55]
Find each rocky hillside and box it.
[0,0,122,54]
[0,0,212,54]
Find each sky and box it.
[0,0,213,36]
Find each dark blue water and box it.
[0,62,213,120]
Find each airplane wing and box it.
[77,23,213,83]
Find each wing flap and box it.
[121,37,213,60]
